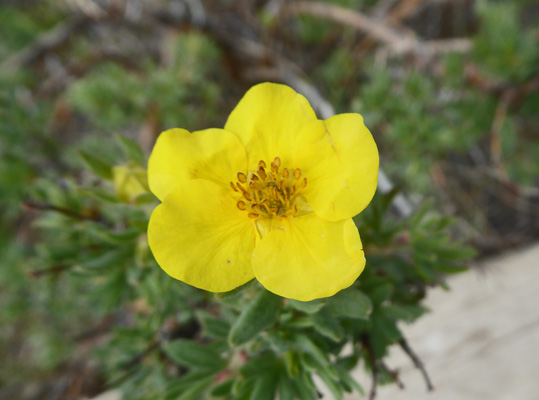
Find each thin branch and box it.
[27,264,72,278]
[23,200,107,225]
[282,1,415,52]
[399,337,434,391]
[282,1,471,56]
[360,335,379,400]
[380,360,405,389]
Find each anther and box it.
[248,213,259,219]
[243,192,252,201]
[274,157,281,168]
[258,168,267,180]
[293,204,298,214]
[302,177,307,188]
[290,185,296,196]
[294,168,301,179]
[230,182,238,192]
[249,182,260,190]
[259,160,266,168]
[251,174,259,181]
[237,201,246,210]
[271,161,279,173]
[237,172,247,183]
[282,168,289,178]
[236,182,247,193]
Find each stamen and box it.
[236,182,246,193]
[249,181,260,190]
[282,168,289,178]
[232,158,308,222]
[237,172,247,183]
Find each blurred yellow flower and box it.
[112,162,149,202]
[147,83,378,301]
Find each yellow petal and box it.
[148,128,247,201]
[294,115,379,221]
[148,180,256,292]
[252,215,365,301]
[224,82,317,168]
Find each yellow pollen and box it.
[232,157,307,220]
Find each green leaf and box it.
[79,150,113,180]
[240,352,277,378]
[162,339,225,370]
[325,288,372,319]
[312,307,344,341]
[249,370,277,400]
[210,379,235,396]
[80,247,130,270]
[115,134,146,164]
[366,282,393,305]
[278,368,296,400]
[336,365,364,396]
[228,289,282,346]
[197,311,231,340]
[289,298,326,314]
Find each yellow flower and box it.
[112,161,149,202]
[147,83,378,301]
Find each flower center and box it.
[230,157,308,220]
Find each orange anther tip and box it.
[294,168,301,179]
[237,201,246,210]
[237,172,247,183]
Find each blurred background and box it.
[0,0,538,399]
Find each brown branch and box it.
[27,264,72,279]
[359,335,380,400]
[23,200,106,224]
[399,337,434,391]
[380,360,405,389]
[282,1,414,51]
[281,1,471,56]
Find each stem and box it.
[399,337,434,391]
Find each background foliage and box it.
[0,0,537,399]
